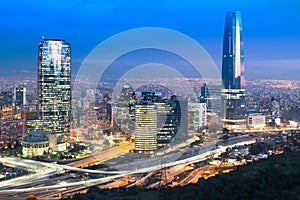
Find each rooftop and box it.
[23,132,49,143]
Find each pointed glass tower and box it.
[222,11,246,129]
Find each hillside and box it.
[67,151,300,200]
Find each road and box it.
[68,142,134,168]
[0,135,257,197]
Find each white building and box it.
[22,132,49,156]
[22,131,66,156]
[247,113,266,129]
[188,102,207,134]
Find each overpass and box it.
[0,135,256,196]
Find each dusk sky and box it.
[1,0,300,80]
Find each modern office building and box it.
[115,83,136,134]
[199,83,209,105]
[135,92,179,149]
[36,38,71,134]
[155,102,176,147]
[221,11,246,130]
[13,87,27,113]
[200,83,222,125]
[168,96,188,140]
[134,103,157,153]
[14,87,26,107]
[119,83,136,120]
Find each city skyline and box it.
[1,4,300,198]
[0,1,300,80]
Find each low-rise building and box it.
[247,113,266,129]
[22,132,49,156]
[22,131,67,157]
[0,105,13,120]
[0,119,25,148]
[233,145,249,157]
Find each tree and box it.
[26,195,38,200]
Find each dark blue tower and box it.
[222,11,246,129]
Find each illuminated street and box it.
[0,134,259,198]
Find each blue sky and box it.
[0,0,300,80]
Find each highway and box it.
[68,142,134,168]
[0,135,257,197]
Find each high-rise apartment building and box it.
[37,38,71,133]
[221,11,246,130]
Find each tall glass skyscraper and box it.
[221,11,246,129]
[37,38,71,133]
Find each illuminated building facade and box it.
[0,105,13,120]
[134,103,157,153]
[37,38,71,133]
[155,102,175,147]
[222,11,246,129]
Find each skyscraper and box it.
[135,103,157,153]
[222,11,246,129]
[115,83,136,134]
[14,87,26,107]
[14,87,26,113]
[37,38,71,133]
[200,83,222,120]
[155,102,175,147]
